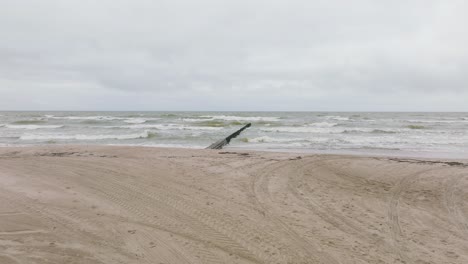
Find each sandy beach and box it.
[0,145,467,264]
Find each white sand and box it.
[0,145,467,263]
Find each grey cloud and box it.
[0,0,467,111]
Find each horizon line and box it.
[1,110,467,113]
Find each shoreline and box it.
[1,145,467,263]
[2,143,468,160]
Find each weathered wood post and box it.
[206,123,251,149]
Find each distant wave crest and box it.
[124,118,148,124]
[343,129,398,134]
[308,122,338,127]
[323,115,350,121]
[199,115,281,122]
[103,124,223,131]
[49,115,123,121]
[20,131,156,141]
[6,125,64,130]
[260,126,341,133]
[246,136,303,143]
[49,115,160,124]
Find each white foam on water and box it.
[105,124,223,131]
[200,115,281,122]
[180,126,224,131]
[405,119,468,124]
[20,131,153,140]
[1,111,466,158]
[246,136,340,144]
[247,136,318,143]
[261,125,409,134]
[342,128,399,134]
[308,122,338,127]
[6,125,64,130]
[323,115,350,121]
[139,143,206,149]
[50,116,127,121]
[181,118,211,122]
[247,136,305,143]
[124,118,148,124]
[260,126,344,134]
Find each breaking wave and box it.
[406,119,468,124]
[342,129,398,134]
[6,125,64,130]
[189,120,244,127]
[1,111,466,157]
[260,126,342,133]
[49,115,160,124]
[124,118,147,124]
[323,115,350,121]
[199,115,281,122]
[102,124,224,131]
[307,122,338,127]
[20,131,156,141]
[245,136,304,143]
[49,115,125,121]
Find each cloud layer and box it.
[1,0,467,111]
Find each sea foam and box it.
[123,118,148,124]
[50,116,127,121]
[104,124,223,131]
[20,131,155,140]
[199,115,281,122]
[247,136,304,143]
[6,125,64,130]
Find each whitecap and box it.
[181,118,210,122]
[406,119,468,124]
[260,126,344,134]
[6,125,64,130]
[323,115,350,121]
[20,131,154,140]
[308,122,338,127]
[50,116,127,121]
[103,124,223,131]
[180,126,224,131]
[247,136,304,143]
[139,143,206,149]
[342,128,399,134]
[199,115,281,122]
[124,118,147,124]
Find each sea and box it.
[0,111,467,158]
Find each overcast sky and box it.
[0,0,467,111]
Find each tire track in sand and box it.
[88,158,315,263]
[250,159,340,264]
[287,159,392,248]
[2,160,192,264]
[69,161,280,264]
[387,167,444,264]
[443,173,468,234]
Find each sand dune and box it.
[0,146,467,263]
